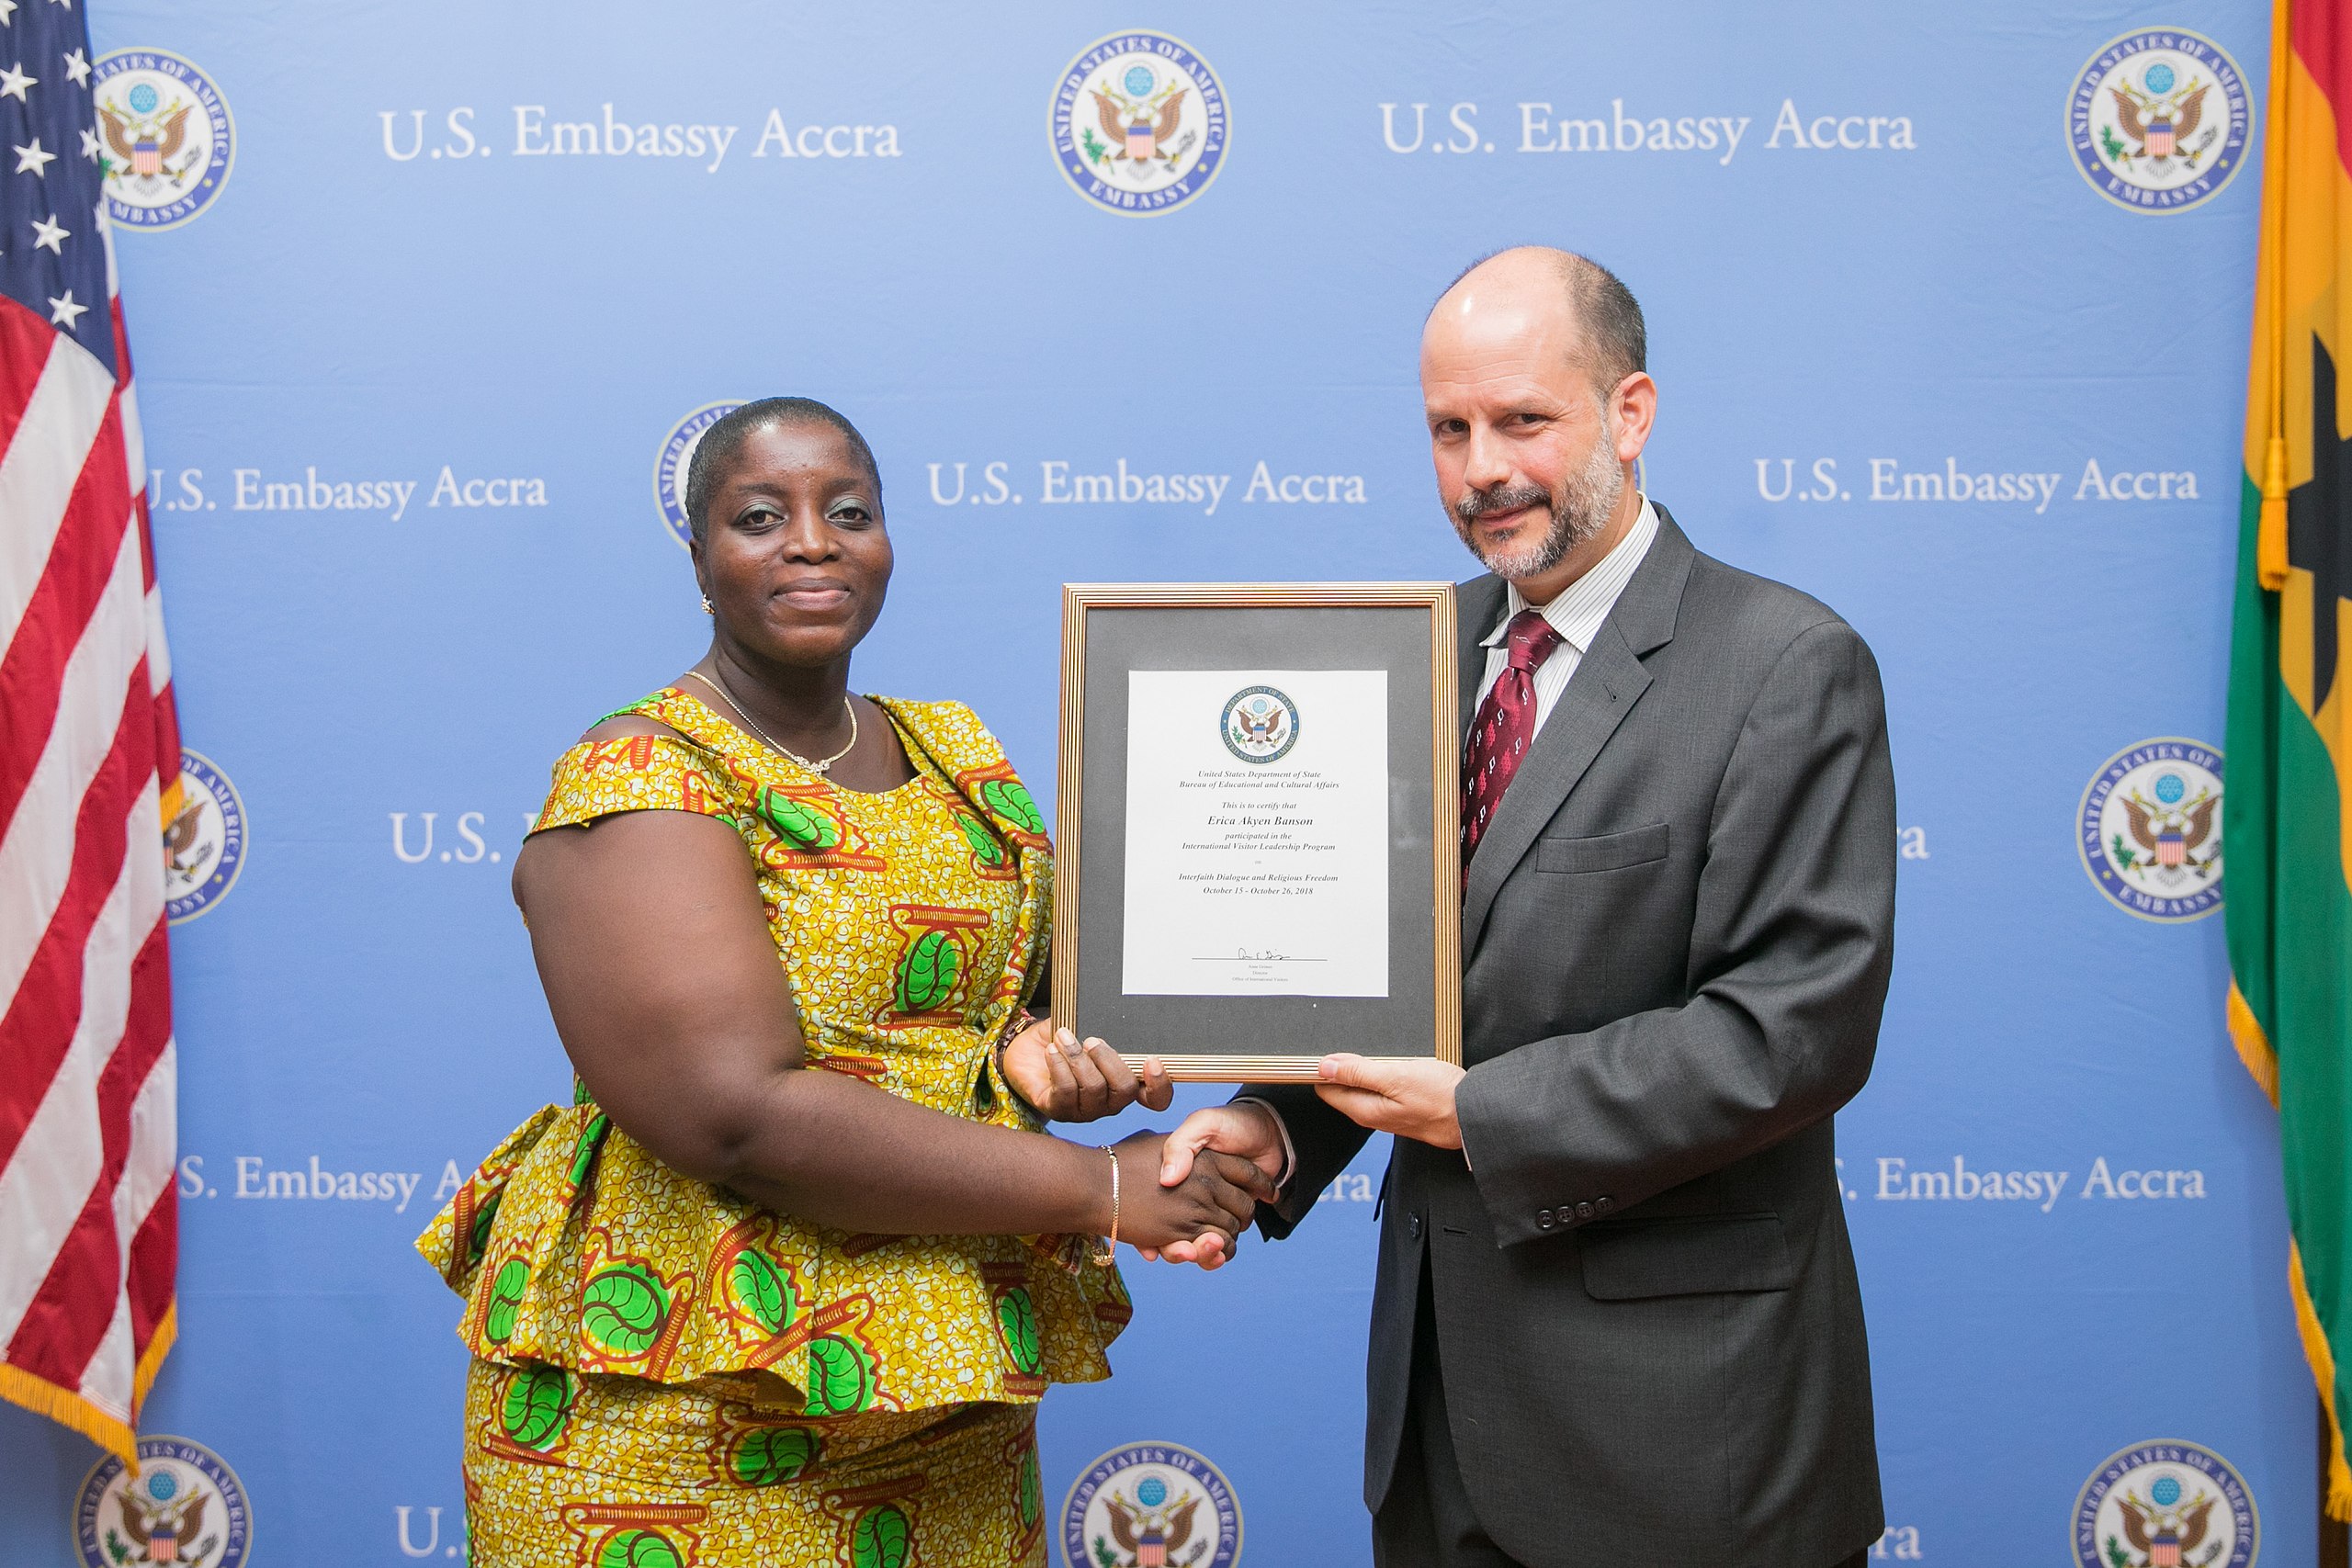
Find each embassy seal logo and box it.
[2078,738,2222,922]
[164,750,245,925]
[92,51,234,230]
[1221,685,1298,765]
[74,1435,254,1568]
[653,400,744,548]
[2074,1439,2256,1568]
[1063,1441,1240,1568]
[2067,29,2251,213]
[1051,32,1229,216]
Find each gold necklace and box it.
[684,668,859,776]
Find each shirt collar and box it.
[1482,494,1661,651]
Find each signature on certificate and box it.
[1191,950,1327,963]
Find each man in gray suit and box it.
[1153,247,1896,1567]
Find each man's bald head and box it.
[1428,246,1647,400]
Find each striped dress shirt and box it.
[1473,495,1661,737]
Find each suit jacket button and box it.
[1408,1213,1423,1238]
[1575,1201,1595,1220]
[1594,1195,1614,1213]
[1535,1210,1555,1229]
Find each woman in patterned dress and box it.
[417,398,1276,1568]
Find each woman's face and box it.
[693,419,892,670]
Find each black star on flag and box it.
[2287,337,2352,711]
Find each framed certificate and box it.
[1051,583,1461,1081]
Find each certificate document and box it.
[1121,670,1389,997]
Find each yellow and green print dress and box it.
[417,689,1129,1568]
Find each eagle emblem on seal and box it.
[2100,61,2218,169]
[110,1478,216,1565]
[1230,704,1286,750]
[1104,1486,1201,1568]
[99,96,196,184]
[164,794,209,878]
[2113,779,2219,880]
[2114,1483,2216,1567]
[1089,81,1192,168]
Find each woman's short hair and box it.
[684,397,882,542]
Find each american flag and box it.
[0,0,183,1461]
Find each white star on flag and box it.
[77,124,96,160]
[61,45,84,85]
[29,210,64,251]
[0,62,33,99]
[0,1,17,23]
[13,136,52,175]
[45,287,84,325]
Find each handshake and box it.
[1000,1016,1468,1269]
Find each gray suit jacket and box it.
[1252,510,1894,1567]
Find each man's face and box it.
[1420,293,1625,581]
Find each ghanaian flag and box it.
[2229,0,2352,1521]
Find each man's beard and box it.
[1450,428,1625,581]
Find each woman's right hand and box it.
[1001,1021,1175,1122]
[1106,1129,1275,1262]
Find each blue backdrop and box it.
[0,3,2304,1562]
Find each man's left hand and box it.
[1315,1055,1467,1148]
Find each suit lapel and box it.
[1458,514,1697,958]
[1455,574,1506,744]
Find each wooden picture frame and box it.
[1050,582,1461,1081]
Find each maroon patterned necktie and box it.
[1462,608,1565,869]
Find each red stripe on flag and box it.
[106,298,133,396]
[0,298,62,458]
[132,492,155,594]
[132,498,178,786]
[107,289,179,809]
[2292,0,2352,176]
[122,1139,176,1367]
[0,674,148,1169]
[0,399,130,840]
[4,916,173,1387]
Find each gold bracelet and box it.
[1091,1145,1120,1267]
